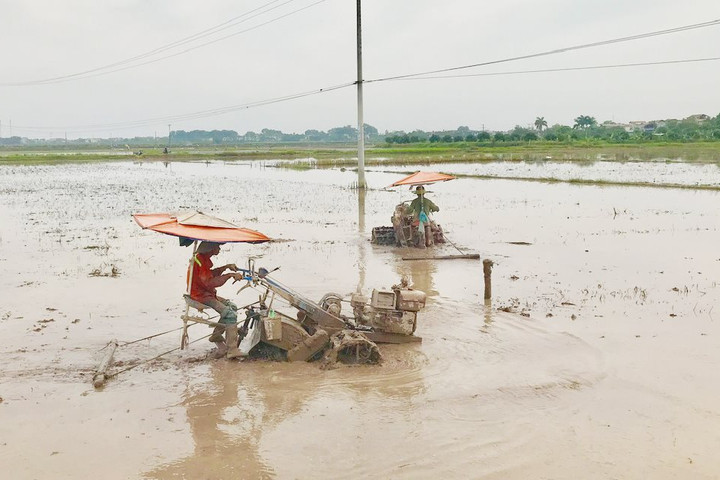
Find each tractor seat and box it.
[183,294,209,312]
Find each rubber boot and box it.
[225,324,243,359]
[212,341,228,359]
[209,325,226,343]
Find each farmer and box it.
[407,185,439,247]
[188,241,244,359]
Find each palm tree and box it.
[534,117,548,131]
[573,115,597,130]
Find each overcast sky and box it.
[1,0,720,139]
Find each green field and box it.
[1,141,720,166]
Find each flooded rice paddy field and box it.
[384,159,720,188]
[0,159,719,479]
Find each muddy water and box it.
[370,159,720,188]
[0,160,719,479]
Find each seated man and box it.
[407,185,439,247]
[188,241,244,358]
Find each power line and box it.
[130,0,292,62]
[9,81,356,134]
[365,18,720,84]
[9,18,720,135]
[0,0,325,87]
[11,55,714,135]
[391,57,720,81]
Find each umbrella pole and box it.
[181,240,198,349]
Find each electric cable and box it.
[7,18,720,134]
[365,17,720,84]
[389,57,720,82]
[10,53,717,135]
[0,0,326,87]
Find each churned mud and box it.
[0,159,719,479]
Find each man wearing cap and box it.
[407,185,439,247]
[188,241,244,358]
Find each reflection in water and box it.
[357,188,367,292]
[483,299,493,326]
[146,364,311,479]
[393,259,437,297]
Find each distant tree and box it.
[328,125,357,141]
[0,136,22,145]
[363,123,379,136]
[534,117,548,131]
[442,135,453,143]
[509,126,535,141]
[429,134,441,143]
[281,133,303,142]
[211,129,239,144]
[303,129,325,142]
[453,135,463,142]
[465,134,477,142]
[573,115,597,129]
[260,128,283,142]
[243,131,259,142]
[477,131,492,142]
[523,131,538,141]
[493,132,507,142]
[547,124,573,141]
[610,130,630,142]
[409,130,429,142]
[543,131,558,141]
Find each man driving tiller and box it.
[188,241,245,359]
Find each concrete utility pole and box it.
[355,0,367,189]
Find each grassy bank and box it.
[1,141,719,166]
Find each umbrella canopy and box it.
[389,171,456,188]
[133,211,271,243]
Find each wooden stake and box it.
[483,259,494,300]
[93,339,118,389]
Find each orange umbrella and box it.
[389,171,456,188]
[133,211,271,243]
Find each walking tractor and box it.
[133,212,426,367]
[372,171,455,248]
[182,258,425,364]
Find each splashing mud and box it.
[0,159,719,479]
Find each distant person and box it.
[407,185,439,247]
[163,147,169,154]
[188,241,244,358]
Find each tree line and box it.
[385,113,720,144]
[2,112,719,146]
